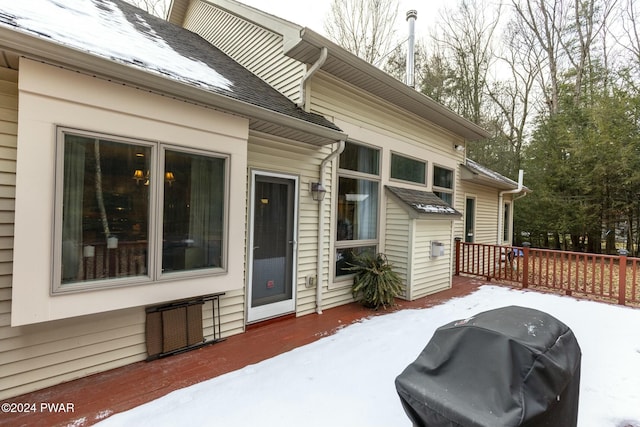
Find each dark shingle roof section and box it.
[386,186,462,218]
[115,1,341,133]
[1,0,341,135]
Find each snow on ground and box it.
[96,286,640,427]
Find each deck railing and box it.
[455,240,640,307]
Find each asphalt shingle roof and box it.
[0,0,341,134]
[385,186,462,218]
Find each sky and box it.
[236,0,448,41]
[95,285,640,427]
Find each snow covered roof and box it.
[461,159,530,192]
[385,186,462,219]
[0,0,344,145]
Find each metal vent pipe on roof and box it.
[406,10,417,88]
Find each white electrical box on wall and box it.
[431,241,445,258]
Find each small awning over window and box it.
[386,186,462,219]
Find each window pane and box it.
[391,153,426,184]
[61,134,150,284]
[337,177,378,241]
[434,190,453,206]
[503,203,510,242]
[162,150,225,273]
[336,246,377,277]
[339,142,379,175]
[433,166,453,189]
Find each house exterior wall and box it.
[247,133,333,317]
[460,181,504,245]
[182,0,306,104]
[311,72,465,308]
[411,220,454,299]
[12,59,248,325]
[384,198,411,299]
[385,199,454,301]
[0,59,248,399]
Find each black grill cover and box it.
[395,306,581,427]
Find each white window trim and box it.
[333,141,381,284]
[432,164,455,203]
[52,127,230,294]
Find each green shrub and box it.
[348,252,404,310]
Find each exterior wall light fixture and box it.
[310,182,327,201]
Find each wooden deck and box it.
[1,276,482,427]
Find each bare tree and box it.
[122,0,169,18]
[486,17,541,171]
[431,0,502,125]
[511,0,568,115]
[324,0,399,65]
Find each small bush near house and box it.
[348,252,404,310]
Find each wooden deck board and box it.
[1,276,481,427]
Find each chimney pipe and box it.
[406,10,417,88]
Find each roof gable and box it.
[170,0,489,141]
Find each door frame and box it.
[246,170,299,323]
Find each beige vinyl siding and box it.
[183,1,305,103]
[385,198,411,299]
[461,182,501,245]
[385,197,453,301]
[0,62,245,399]
[2,280,243,401]
[247,133,333,316]
[310,72,463,157]
[411,220,453,299]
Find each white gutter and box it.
[497,169,524,245]
[298,47,328,110]
[316,140,346,314]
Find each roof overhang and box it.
[285,29,490,142]
[169,1,487,142]
[0,25,346,146]
[460,161,531,192]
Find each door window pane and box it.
[503,203,510,242]
[162,150,225,273]
[337,177,378,241]
[465,197,475,242]
[61,134,150,284]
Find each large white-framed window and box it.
[53,127,228,293]
[335,141,380,279]
[433,165,454,205]
[390,152,427,185]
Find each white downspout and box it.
[298,47,328,110]
[497,169,524,245]
[316,140,345,314]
